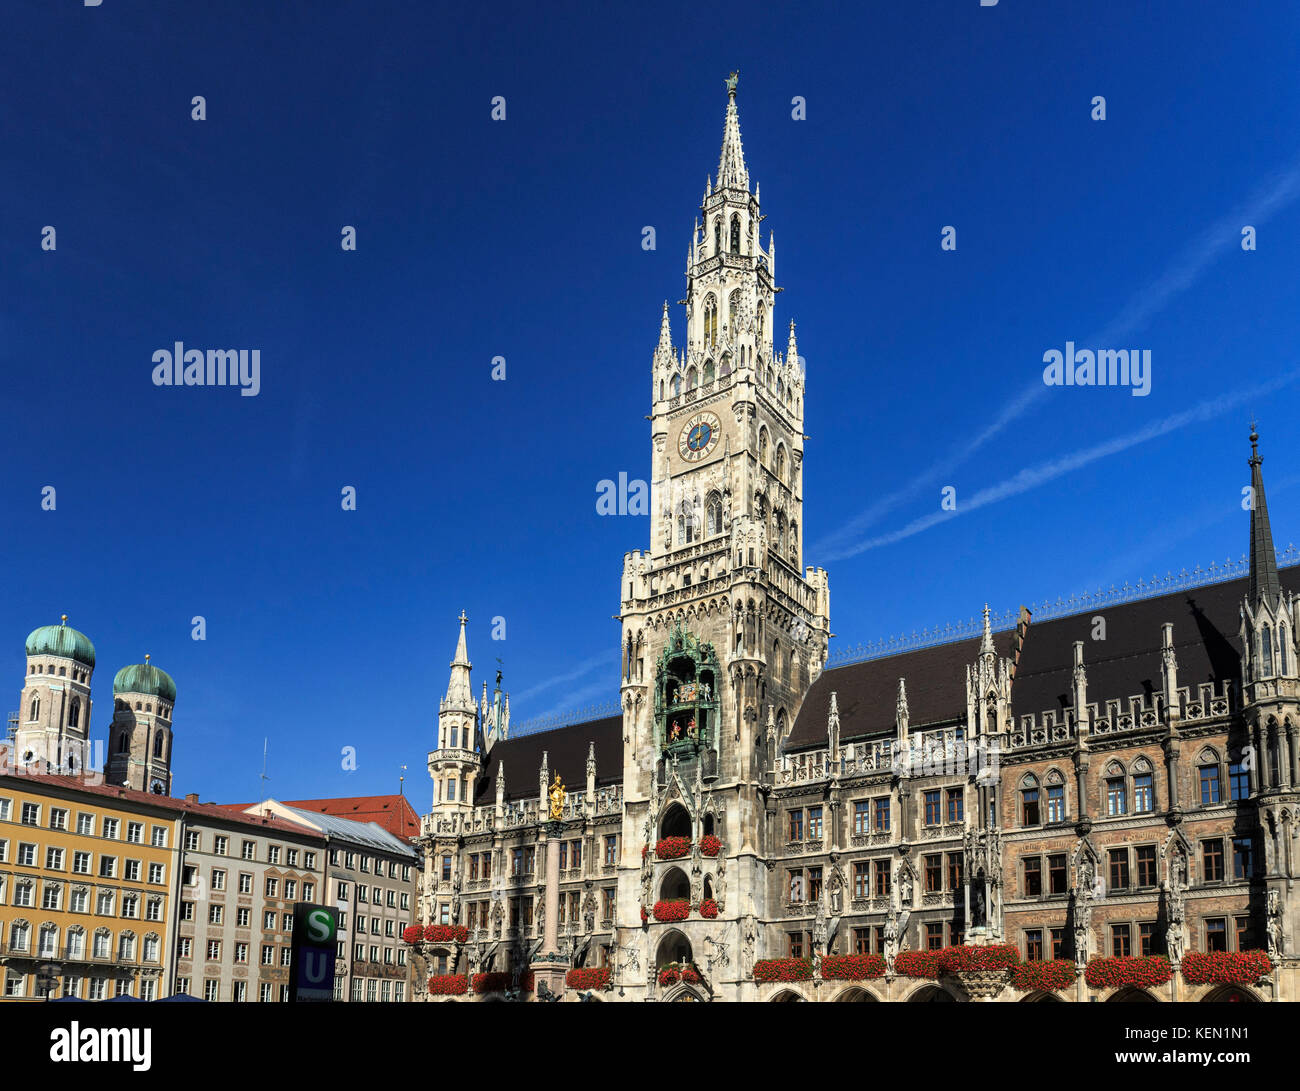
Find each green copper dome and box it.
[26,621,96,668]
[113,661,177,704]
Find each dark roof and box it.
[788,631,1017,749]
[474,715,623,804]
[790,568,1300,750]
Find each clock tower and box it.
[617,74,830,991]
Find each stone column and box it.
[532,821,567,1000]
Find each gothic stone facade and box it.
[412,82,1299,1003]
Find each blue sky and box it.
[3,1,1299,806]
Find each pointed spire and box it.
[786,320,798,369]
[442,611,473,709]
[980,603,994,656]
[716,72,749,193]
[1248,422,1282,609]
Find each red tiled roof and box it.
[217,794,420,841]
[1,773,326,839]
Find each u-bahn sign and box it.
[287,904,339,1003]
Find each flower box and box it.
[652,899,690,923]
[699,898,719,919]
[821,954,886,980]
[1084,955,1173,990]
[935,944,1020,973]
[659,962,701,986]
[427,974,468,996]
[402,925,424,945]
[893,950,940,979]
[1180,950,1271,986]
[699,835,722,857]
[753,957,813,983]
[659,967,679,986]
[424,924,469,944]
[655,836,691,860]
[1010,959,1077,993]
[566,966,612,990]
[472,972,511,994]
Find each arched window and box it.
[38,923,58,958]
[1020,775,1040,826]
[706,492,723,536]
[757,301,765,344]
[775,445,786,483]
[1131,757,1155,813]
[1261,627,1275,677]
[1105,761,1128,815]
[68,697,80,728]
[28,697,39,722]
[703,295,718,346]
[118,933,136,961]
[730,214,741,254]
[686,367,697,391]
[772,640,783,684]
[719,353,731,377]
[713,218,722,255]
[703,359,715,384]
[789,522,799,561]
[1280,626,1290,675]
[758,429,769,466]
[93,930,111,959]
[67,928,85,959]
[10,921,30,953]
[671,374,681,397]
[144,934,160,962]
[728,290,739,335]
[1198,749,1222,805]
[153,732,165,758]
[118,732,130,754]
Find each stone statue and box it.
[549,773,565,821]
[883,913,899,974]
[742,913,757,977]
[829,872,843,915]
[1266,889,1283,960]
[898,869,913,908]
[813,899,828,953]
[715,846,727,909]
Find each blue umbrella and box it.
[155,993,206,1002]
[49,995,85,1002]
[104,994,143,1002]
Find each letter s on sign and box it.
[307,909,333,943]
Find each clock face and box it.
[679,412,721,463]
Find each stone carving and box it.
[715,846,727,910]
[813,898,828,953]
[828,870,844,915]
[883,912,900,974]
[742,913,757,977]
[1267,889,1283,960]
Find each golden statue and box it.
[549,773,565,821]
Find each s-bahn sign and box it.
[287,904,339,1003]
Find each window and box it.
[1109,849,1129,891]
[285,880,296,900]
[1025,929,1043,961]
[1233,837,1253,880]
[923,790,941,827]
[924,854,942,893]
[213,835,228,855]
[261,945,274,965]
[17,842,35,867]
[204,979,219,1002]
[873,798,890,832]
[1202,839,1224,882]
[853,862,869,899]
[145,899,162,922]
[1205,917,1228,952]
[46,846,65,870]
[127,822,143,844]
[181,901,194,921]
[1023,856,1042,897]
[70,889,88,913]
[1133,772,1154,813]
[50,808,68,831]
[304,852,316,869]
[1106,776,1127,816]
[1020,780,1040,825]
[265,877,279,898]
[788,870,804,903]
[149,862,165,884]
[1111,923,1131,958]
[788,810,803,842]
[75,812,92,835]
[211,868,225,891]
[20,802,39,826]
[1047,853,1067,895]
[101,818,119,839]
[267,846,280,865]
[122,895,138,919]
[72,851,90,874]
[1046,783,1065,823]
[1135,845,1157,888]
[442,854,452,881]
[234,942,248,964]
[237,908,250,927]
[1050,928,1067,960]
[1200,764,1222,805]
[947,853,963,891]
[605,836,617,866]
[945,788,964,824]
[286,849,298,867]
[99,856,117,878]
[151,826,167,847]
[853,801,869,835]
[874,860,891,898]
[241,840,255,860]
[1225,760,1249,801]
[790,809,818,846]
[207,940,221,960]
[209,904,222,925]
[1235,916,1252,952]
[238,872,251,894]
[1139,922,1159,957]
[185,831,200,851]
[787,932,804,959]
[925,922,944,951]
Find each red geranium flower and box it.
[1010,960,1076,992]
[402,925,424,945]
[566,966,613,990]
[1181,950,1271,987]
[1084,955,1173,990]
[699,898,719,919]
[699,835,722,857]
[652,899,690,923]
[655,836,691,860]
[935,944,1020,973]
[427,974,468,996]
[821,954,886,980]
[424,924,469,944]
[753,957,814,983]
[893,950,940,979]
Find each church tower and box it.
[105,655,177,794]
[617,75,831,996]
[14,617,95,775]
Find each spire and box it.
[716,71,749,193]
[442,611,473,709]
[786,320,798,369]
[1248,422,1282,609]
[980,603,994,656]
[655,301,673,363]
